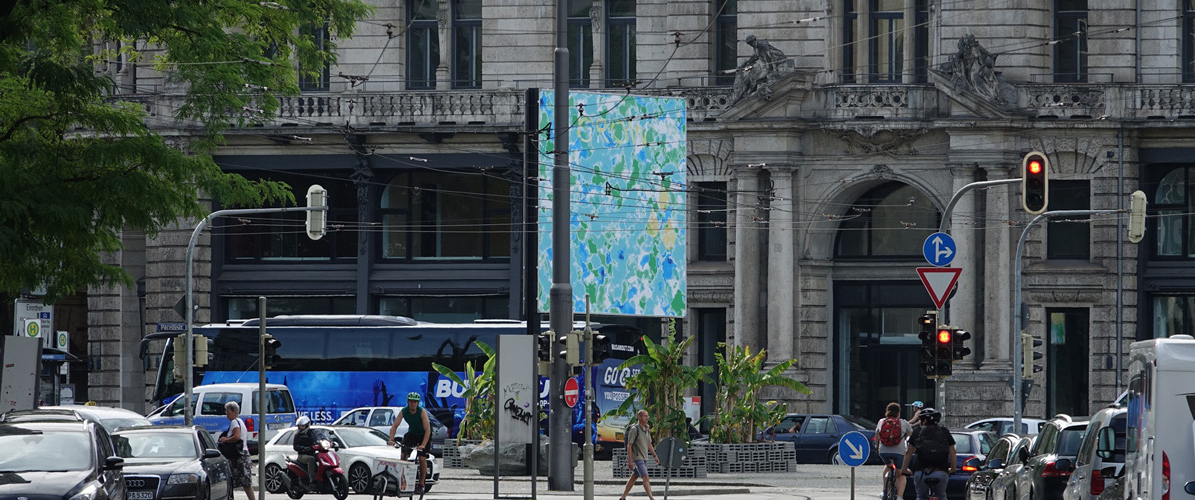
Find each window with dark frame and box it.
[407,0,439,90]
[714,0,737,86]
[1149,165,1195,259]
[223,171,357,262]
[299,21,331,91]
[380,171,511,261]
[453,0,482,89]
[834,182,939,258]
[606,0,636,87]
[696,182,728,261]
[869,0,905,83]
[841,0,929,84]
[1046,180,1090,260]
[568,0,594,87]
[1054,0,1088,83]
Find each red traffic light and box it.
[1021,151,1049,214]
[1027,160,1043,175]
[937,328,952,344]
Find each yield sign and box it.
[917,267,962,309]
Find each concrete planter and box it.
[611,442,796,478]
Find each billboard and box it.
[536,91,687,317]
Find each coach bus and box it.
[139,315,643,447]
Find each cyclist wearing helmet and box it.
[899,407,956,500]
[292,416,318,484]
[388,392,432,493]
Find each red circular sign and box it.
[564,377,579,408]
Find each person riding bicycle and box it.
[876,402,913,499]
[292,416,318,485]
[387,392,432,494]
[900,407,956,500]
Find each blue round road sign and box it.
[922,232,957,267]
[837,431,871,467]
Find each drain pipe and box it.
[1116,129,1125,394]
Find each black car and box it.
[113,425,233,500]
[761,413,880,464]
[1015,415,1089,500]
[0,418,126,499]
[965,434,1034,500]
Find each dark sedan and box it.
[114,425,232,500]
[0,419,126,500]
[963,433,1035,500]
[761,413,880,464]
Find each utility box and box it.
[0,336,41,413]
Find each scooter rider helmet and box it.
[296,416,311,428]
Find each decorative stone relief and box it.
[836,128,924,157]
[933,34,1017,110]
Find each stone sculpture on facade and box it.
[932,34,1017,111]
[730,35,795,105]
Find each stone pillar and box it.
[588,0,605,88]
[435,0,450,90]
[982,167,1013,366]
[766,166,795,361]
[944,164,977,364]
[733,167,762,347]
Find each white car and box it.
[965,417,1048,435]
[262,424,440,495]
[332,406,450,455]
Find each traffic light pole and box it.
[548,0,574,489]
[1012,209,1119,433]
[257,297,267,500]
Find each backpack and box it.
[914,426,950,469]
[877,417,903,447]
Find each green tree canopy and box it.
[0,0,371,301]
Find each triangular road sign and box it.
[917,267,962,309]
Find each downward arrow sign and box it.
[846,436,864,459]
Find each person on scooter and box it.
[387,392,432,494]
[292,416,319,487]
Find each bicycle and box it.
[882,458,899,500]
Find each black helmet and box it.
[919,407,942,424]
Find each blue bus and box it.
[140,315,642,449]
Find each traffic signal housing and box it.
[558,330,580,366]
[935,327,954,376]
[952,328,972,361]
[1022,332,1043,378]
[1022,151,1049,214]
[918,312,937,377]
[591,333,611,365]
[194,337,210,368]
[537,332,552,375]
[263,334,282,369]
[173,336,187,380]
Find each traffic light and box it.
[263,334,282,369]
[935,327,954,377]
[557,330,579,366]
[952,328,972,361]
[918,312,937,377]
[1021,151,1049,214]
[172,336,187,380]
[537,332,552,376]
[591,333,611,365]
[306,184,327,241]
[194,337,210,368]
[1128,190,1147,244]
[1022,332,1043,378]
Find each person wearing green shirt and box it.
[387,392,432,494]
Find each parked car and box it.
[147,382,298,454]
[965,434,1035,500]
[1063,405,1126,500]
[901,429,995,500]
[3,405,152,433]
[331,405,449,456]
[966,417,1048,435]
[262,424,441,494]
[760,413,880,464]
[0,417,126,499]
[113,424,233,500]
[1016,414,1089,500]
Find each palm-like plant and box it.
[610,320,712,442]
[432,341,495,443]
[709,343,811,443]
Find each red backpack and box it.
[877,417,903,447]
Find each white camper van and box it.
[1123,335,1195,500]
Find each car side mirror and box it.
[1054,458,1072,471]
[103,456,125,470]
[204,448,221,459]
[965,457,982,469]
[1185,481,1195,495]
[986,458,1005,470]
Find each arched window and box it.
[380,171,510,261]
[834,182,939,258]
[1153,167,1192,258]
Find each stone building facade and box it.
[63,0,1195,425]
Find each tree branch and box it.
[0,113,57,143]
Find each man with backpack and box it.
[876,402,913,497]
[900,407,956,500]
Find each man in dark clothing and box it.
[292,416,318,485]
[387,392,432,493]
[899,407,956,500]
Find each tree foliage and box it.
[611,320,713,442]
[708,343,811,443]
[0,0,371,301]
[432,341,496,443]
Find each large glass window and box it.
[1046,308,1088,417]
[380,171,511,261]
[606,0,636,87]
[869,0,905,83]
[299,22,330,91]
[1149,166,1195,259]
[223,171,357,262]
[378,296,509,322]
[453,0,482,89]
[714,0,737,86]
[835,182,939,258]
[1152,295,1195,337]
[1046,180,1090,260]
[568,0,594,87]
[695,308,727,422]
[407,0,439,90]
[1054,0,1088,83]
[841,0,929,83]
[696,182,728,261]
[226,296,355,320]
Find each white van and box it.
[1122,335,1195,500]
[147,382,298,454]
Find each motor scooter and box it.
[280,438,350,500]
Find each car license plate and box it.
[267,422,287,430]
[128,491,155,500]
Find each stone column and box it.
[588,0,605,88]
[435,0,450,90]
[982,167,1013,366]
[733,167,762,347]
[766,166,795,361]
[944,164,977,364]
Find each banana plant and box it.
[609,320,712,442]
[432,341,496,443]
[709,343,811,443]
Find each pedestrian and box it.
[619,409,660,500]
[218,401,255,500]
[875,402,913,497]
[900,407,956,500]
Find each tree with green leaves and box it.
[0,0,371,301]
[708,343,811,443]
[611,320,712,442]
[433,341,496,443]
